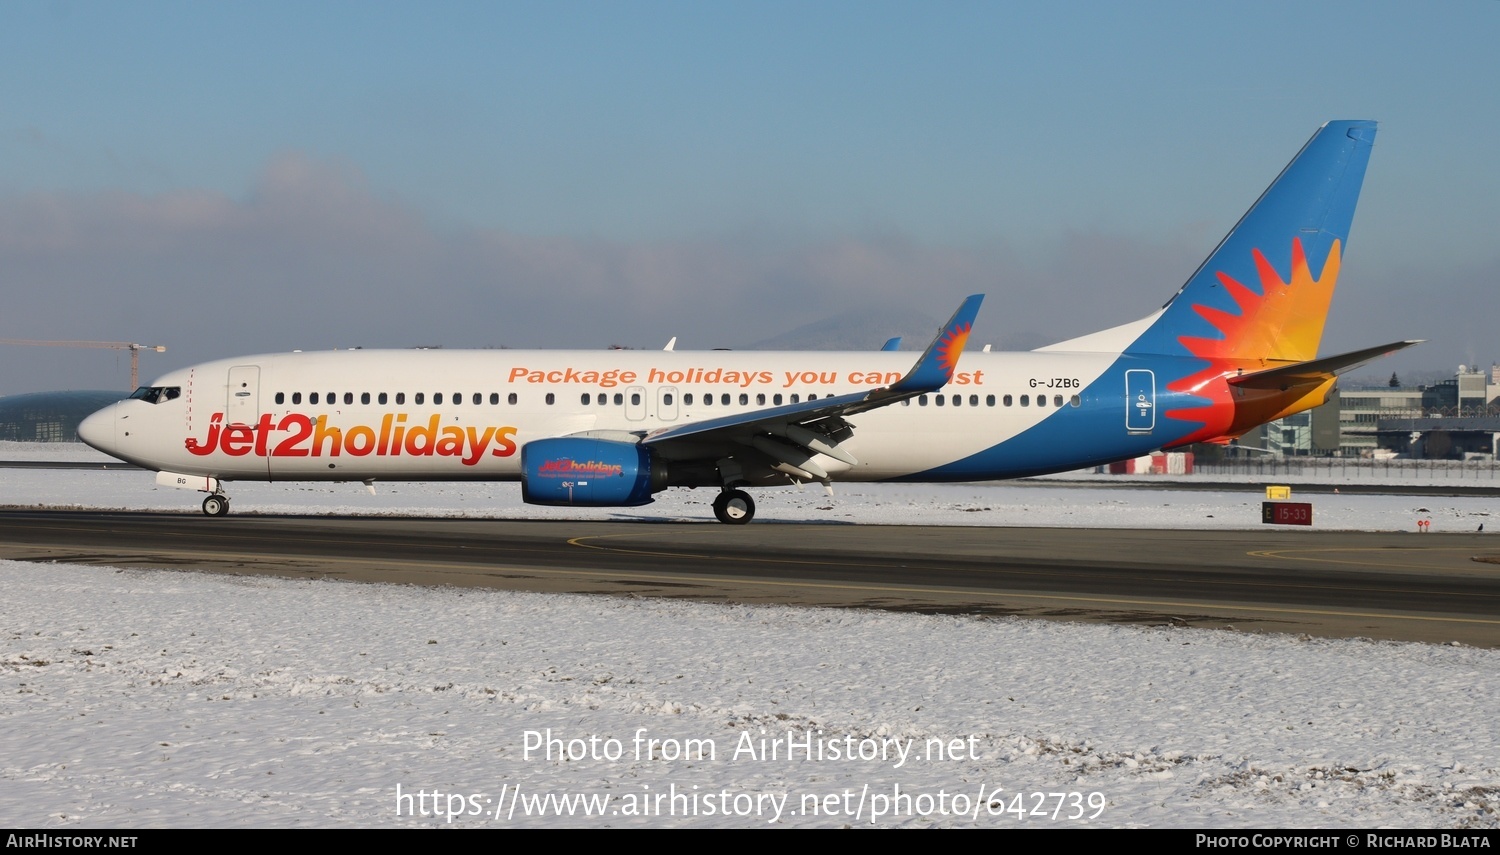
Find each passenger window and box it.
[739,393,748,405]
[918,395,928,406]
[664,393,674,405]
[379,392,388,405]
[808,393,817,401]
[293,392,302,405]
[685,393,694,405]
[702,394,712,407]
[453,393,461,406]
[1070,395,1081,407]
[1054,395,1064,407]
[952,395,961,407]
[490,393,499,405]
[361,392,370,405]
[415,392,425,405]
[509,393,519,405]
[1021,395,1030,407]
[310,392,320,405]
[970,395,979,406]
[613,393,623,405]
[581,393,591,405]
[986,395,995,406]
[396,393,405,405]
[935,395,944,407]
[344,392,353,405]
[756,393,765,405]
[546,393,555,405]
[630,393,640,406]
[790,394,800,404]
[275,392,285,405]
[721,394,730,406]
[1003,394,1012,406]
[773,394,783,405]
[435,393,444,405]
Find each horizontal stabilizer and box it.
[1227,340,1422,391]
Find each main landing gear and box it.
[713,488,755,525]
[202,494,230,517]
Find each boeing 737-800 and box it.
[79,120,1414,524]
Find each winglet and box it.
[887,295,983,394]
[880,336,903,352]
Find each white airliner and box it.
[79,121,1414,524]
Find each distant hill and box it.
[741,306,942,352]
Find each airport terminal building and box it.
[0,391,125,443]
[1241,365,1500,460]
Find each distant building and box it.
[1372,416,1500,459]
[1236,396,1342,457]
[1338,387,1423,456]
[0,391,125,442]
[1245,364,1500,459]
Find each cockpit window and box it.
[129,386,180,404]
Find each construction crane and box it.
[0,340,167,390]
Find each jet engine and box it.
[520,437,666,507]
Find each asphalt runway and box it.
[3,509,1499,647]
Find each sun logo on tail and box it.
[1177,237,1341,364]
[936,323,971,376]
[1163,237,1342,444]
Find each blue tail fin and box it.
[1123,120,1376,361]
[1039,121,1377,361]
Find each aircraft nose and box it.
[76,405,114,452]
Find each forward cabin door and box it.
[226,364,270,476]
[226,365,261,425]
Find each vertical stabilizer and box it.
[1124,120,1375,363]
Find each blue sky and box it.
[2,1,1497,393]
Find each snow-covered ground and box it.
[2,443,1499,827]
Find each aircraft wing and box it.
[640,295,983,480]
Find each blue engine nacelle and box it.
[520,437,664,507]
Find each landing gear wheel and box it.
[713,489,755,525]
[202,494,230,517]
